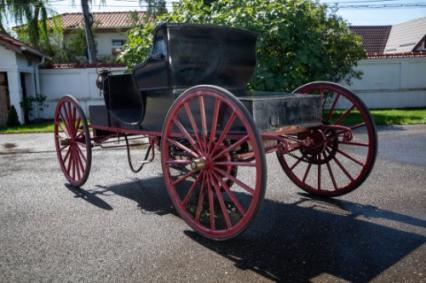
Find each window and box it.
[151,37,167,59]
[112,39,126,48]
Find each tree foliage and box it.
[0,0,51,49]
[120,0,365,92]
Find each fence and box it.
[38,56,426,120]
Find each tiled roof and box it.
[0,32,46,58]
[384,16,426,53]
[350,26,392,55]
[367,51,426,59]
[49,11,146,31]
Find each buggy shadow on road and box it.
[66,177,425,282]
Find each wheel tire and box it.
[161,85,267,240]
[54,95,92,187]
[277,81,377,197]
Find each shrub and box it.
[120,0,366,92]
[6,106,20,127]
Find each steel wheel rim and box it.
[277,82,377,197]
[161,86,266,240]
[54,96,92,187]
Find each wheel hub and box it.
[191,158,207,171]
[299,128,338,164]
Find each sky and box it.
[3,0,426,29]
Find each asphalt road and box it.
[0,125,425,282]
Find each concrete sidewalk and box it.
[0,133,55,154]
[1,125,425,156]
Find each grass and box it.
[0,121,54,134]
[332,108,426,126]
[0,108,425,134]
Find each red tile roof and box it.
[366,51,426,59]
[0,32,46,58]
[49,11,146,31]
[350,26,392,55]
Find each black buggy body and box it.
[92,23,320,132]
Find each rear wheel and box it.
[54,96,92,187]
[277,82,377,197]
[161,85,266,240]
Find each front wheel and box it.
[277,82,377,197]
[54,96,92,187]
[161,85,267,240]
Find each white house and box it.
[49,11,146,59]
[0,32,47,126]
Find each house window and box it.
[112,39,126,48]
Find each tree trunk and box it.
[81,0,96,63]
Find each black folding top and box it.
[134,23,258,91]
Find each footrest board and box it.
[239,92,322,131]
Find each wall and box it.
[0,46,25,123]
[37,56,426,121]
[95,32,127,57]
[347,56,426,108]
[38,66,126,119]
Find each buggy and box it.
[54,24,377,240]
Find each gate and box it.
[0,72,10,127]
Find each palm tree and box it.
[81,0,96,63]
[0,0,50,49]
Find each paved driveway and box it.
[0,126,425,282]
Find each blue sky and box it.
[3,0,426,29]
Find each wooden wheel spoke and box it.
[324,153,338,190]
[340,141,369,147]
[166,159,192,166]
[206,174,216,230]
[65,102,75,136]
[75,144,87,163]
[336,148,365,166]
[167,138,199,158]
[213,113,237,153]
[59,112,71,137]
[214,168,254,194]
[212,135,248,160]
[213,161,255,167]
[333,157,354,181]
[63,146,71,163]
[195,173,207,222]
[211,171,246,215]
[183,102,203,151]
[335,105,355,125]
[302,163,312,183]
[209,98,221,142]
[211,173,232,229]
[290,155,303,170]
[317,162,321,191]
[351,122,366,130]
[199,96,208,138]
[173,118,200,153]
[181,173,203,207]
[172,170,196,186]
[326,93,340,122]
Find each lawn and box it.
[0,108,425,134]
[0,121,54,134]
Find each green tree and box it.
[0,0,51,49]
[120,0,365,92]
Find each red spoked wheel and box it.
[277,81,377,197]
[54,95,92,187]
[161,85,267,240]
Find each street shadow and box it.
[66,177,425,282]
[184,191,425,282]
[65,184,113,210]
